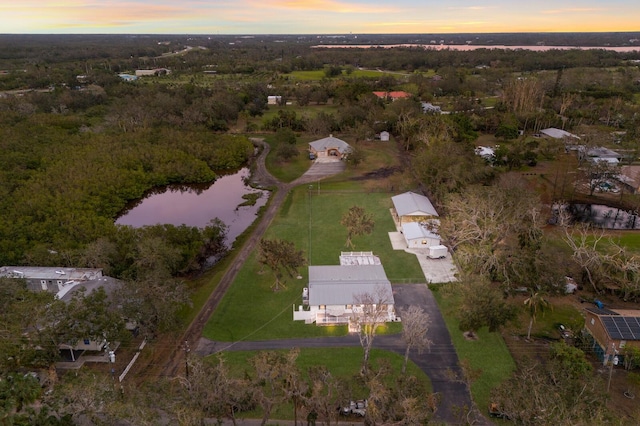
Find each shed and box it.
[380,131,390,142]
[401,222,441,248]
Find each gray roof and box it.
[587,147,621,159]
[402,222,440,241]
[0,266,103,282]
[540,128,580,139]
[308,136,351,154]
[391,192,438,217]
[308,264,393,306]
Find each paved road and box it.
[196,284,482,424]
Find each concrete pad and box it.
[407,248,458,283]
[388,232,407,250]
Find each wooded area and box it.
[2,32,640,424]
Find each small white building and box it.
[379,131,390,142]
[293,252,396,326]
[267,95,282,105]
[401,222,441,248]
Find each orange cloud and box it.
[251,0,395,13]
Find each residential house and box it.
[421,102,442,114]
[308,135,351,161]
[293,252,396,327]
[0,266,119,360]
[0,266,103,295]
[372,91,411,101]
[391,191,439,228]
[582,147,622,165]
[584,307,640,364]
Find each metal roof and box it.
[540,127,580,139]
[391,192,438,217]
[402,222,440,241]
[0,266,102,281]
[308,264,393,306]
[308,136,351,154]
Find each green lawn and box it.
[430,284,516,411]
[215,347,432,420]
[203,188,424,342]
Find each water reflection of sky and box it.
[572,204,640,230]
[115,168,268,244]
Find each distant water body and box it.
[312,44,640,52]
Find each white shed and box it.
[380,131,390,141]
[401,222,441,248]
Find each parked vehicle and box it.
[427,245,448,259]
[340,400,367,417]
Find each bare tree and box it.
[340,205,375,249]
[351,285,393,375]
[399,306,432,374]
[560,213,605,293]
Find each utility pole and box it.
[607,343,618,392]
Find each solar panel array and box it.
[601,316,640,340]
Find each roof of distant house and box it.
[373,91,411,100]
[391,191,439,217]
[540,127,580,139]
[308,135,351,154]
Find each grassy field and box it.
[203,187,424,341]
[215,347,432,420]
[430,284,516,412]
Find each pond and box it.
[115,168,268,245]
[569,204,640,230]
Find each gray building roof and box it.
[540,128,580,139]
[0,266,103,282]
[391,192,438,217]
[308,264,393,306]
[402,222,440,241]
[308,135,351,154]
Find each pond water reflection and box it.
[115,168,268,245]
[570,204,640,230]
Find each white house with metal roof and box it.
[308,135,351,161]
[0,266,103,296]
[391,191,439,227]
[293,252,396,326]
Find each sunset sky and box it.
[1,0,639,34]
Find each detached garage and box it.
[401,222,441,248]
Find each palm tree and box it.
[524,291,551,340]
